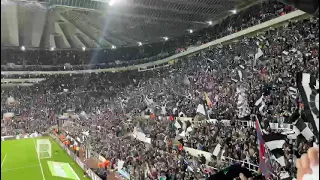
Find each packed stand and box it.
[1,11,318,180]
[2,0,292,70]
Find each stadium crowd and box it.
[1,1,319,180]
[2,0,293,70]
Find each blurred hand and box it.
[239,173,248,180]
[296,147,319,180]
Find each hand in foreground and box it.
[296,147,319,180]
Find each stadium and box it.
[1,0,319,180]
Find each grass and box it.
[1,137,92,180]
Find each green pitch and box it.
[1,137,91,180]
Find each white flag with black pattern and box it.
[294,117,314,141]
[174,119,193,137]
[236,87,251,118]
[280,171,297,180]
[288,87,298,100]
[262,132,287,167]
[255,95,267,115]
[296,72,319,139]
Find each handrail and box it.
[1,10,306,75]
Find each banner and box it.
[132,127,151,144]
[118,169,130,179]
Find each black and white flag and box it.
[262,133,287,167]
[255,95,267,115]
[279,171,297,180]
[174,119,193,137]
[236,87,251,118]
[294,117,314,141]
[231,65,246,82]
[296,72,319,139]
[288,87,298,100]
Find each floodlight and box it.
[230,9,237,14]
[208,21,213,25]
[163,37,168,41]
[82,46,86,51]
[108,0,115,6]
[138,42,142,46]
[50,47,55,51]
[21,46,25,51]
[188,29,193,33]
[111,45,116,49]
[1,0,8,5]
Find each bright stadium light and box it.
[108,0,127,6]
[208,21,213,25]
[188,29,193,34]
[230,9,237,14]
[82,46,86,51]
[111,45,116,49]
[20,46,25,51]
[138,42,142,46]
[1,0,8,4]
[163,37,168,41]
[108,0,121,6]
[50,47,55,51]
[109,0,114,6]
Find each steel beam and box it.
[60,11,113,47]
[160,0,234,9]
[120,0,220,17]
[57,13,99,48]
[52,5,206,25]
[1,1,19,46]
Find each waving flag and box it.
[196,104,206,115]
[262,133,287,167]
[236,87,251,118]
[255,118,272,179]
[204,92,212,108]
[294,117,314,140]
[296,72,319,140]
[174,119,193,137]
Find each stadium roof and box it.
[1,0,256,49]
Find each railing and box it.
[50,134,103,180]
[222,157,259,172]
[1,135,16,141]
[1,132,41,141]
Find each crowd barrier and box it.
[222,157,259,172]
[138,115,297,131]
[183,117,299,132]
[1,132,41,141]
[183,146,259,172]
[61,129,131,179]
[50,134,103,180]
[1,135,16,141]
